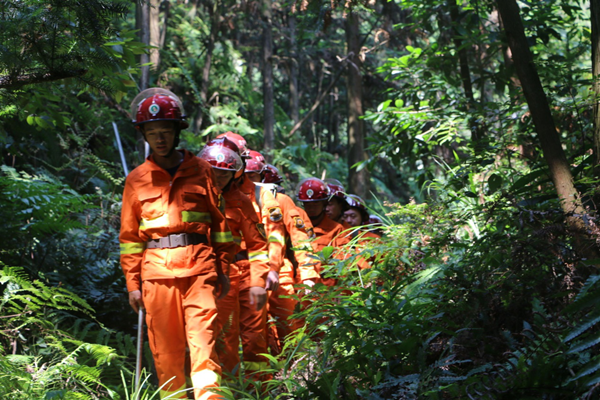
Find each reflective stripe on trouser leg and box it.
[238,266,269,380]
[143,280,188,399]
[184,274,222,400]
[215,267,241,376]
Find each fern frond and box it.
[564,313,600,343]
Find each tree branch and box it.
[0,69,87,90]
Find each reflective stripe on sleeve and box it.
[232,235,242,245]
[249,251,269,262]
[211,231,233,243]
[140,213,169,230]
[267,232,286,245]
[181,211,212,223]
[119,242,146,255]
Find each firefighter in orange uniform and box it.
[344,194,382,237]
[237,150,287,286]
[119,89,235,400]
[342,194,382,270]
[261,164,320,354]
[325,179,352,231]
[198,138,273,379]
[296,177,350,286]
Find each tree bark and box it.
[262,0,275,159]
[496,0,585,224]
[288,14,300,124]
[193,0,219,134]
[448,1,484,151]
[149,0,161,69]
[592,0,600,171]
[346,11,369,198]
[136,0,151,159]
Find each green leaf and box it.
[488,174,503,194]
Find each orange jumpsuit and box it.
[347,229,382,270]
[119,150,235,400]
[311,215,350,286]
[216,186,270,377]
[238,178,287,376]
[239,178,286,275]
[267,193,319,354]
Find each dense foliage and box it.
[2,0,600,398]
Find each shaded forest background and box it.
[3,0,600,398]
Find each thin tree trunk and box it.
[262,0,275,158]
[346,11,369,198]
[289,14,299,124]
[449,1,484,151]
[149,0,161,69]
[497,0,585,226]
[193,0,219,134]
[592,0,600,171]
[159,1,170,51]
[137,0,151,159]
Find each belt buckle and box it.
[170,233,186,248]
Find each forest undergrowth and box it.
[2,160,600,400]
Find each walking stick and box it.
[135,308,144,399]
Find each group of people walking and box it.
[118,89,382,399]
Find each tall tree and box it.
[346,11,369,198]
[592,0,600,170]
[193,0,220,134]
[288,14,300,125]
[262,0,275,158]
[136,0,151,158]
[496,0,586,231]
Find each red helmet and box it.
[198,145,243,173]
[216,132,249,157]
[245,150,265,173]
[198,137,244,178]
[131,88,188,129]
[296,177,330,202]
[346,194,369,221]
[262,164,283,184]
[205,137,241,155]
[368,215,383,225]
[346,194,367,211]
[324,178,346,201]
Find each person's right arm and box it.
[119,177,145,313]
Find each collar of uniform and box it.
[144,149,197,177]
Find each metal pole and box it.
[135,308,144,399]
[112,122,129,176]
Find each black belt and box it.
[147,233,208,249]
[234,250,249,262]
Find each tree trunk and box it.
[193,0,219,134]
[289,14,300,124]
[149,0,161,69]
[262,0,275,159]
[496,0,585,226]
[346,11,369,198]
[592,0,600,171]
[136,0,151,159]
[448,1,484,151]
